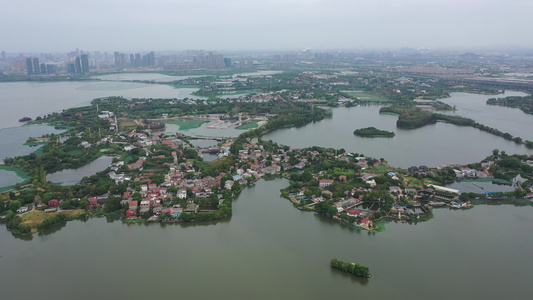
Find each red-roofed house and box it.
[129,201,138,210]
[126,209,137,218]
[48,199,60,208]
[89,197,98,208]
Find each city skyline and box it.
[1,0,532,52]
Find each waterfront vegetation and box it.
[235,120,261,130]
[379,105,533,148]
[487,95,533,115]
[353,127,395,138]
[340,91,390,103]
[330,258,372,278]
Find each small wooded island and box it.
[330,258,372,278]
[353,127,395,138]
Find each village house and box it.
[126,209,137,218]
[224,180,234,190]
[389,186,401,194]
[89,197,98,208]
[334,198,359,211]
[128,201,138,210]
[360,218,371,226]
[17,207,28,214]
[345,209,364,218]
[319,179,334,188]
[366,179,377,187]
[47,199,60,208]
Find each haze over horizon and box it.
[2,0,532,53]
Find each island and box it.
[330,258,372,278]
[353,127,395,138]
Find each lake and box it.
[1,178,532,299]
[0,81,205,130]
[0,124,64,163]
[263,92,533,168]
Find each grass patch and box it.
[118,118,138,133]
[405,176,426,188]
[33,146,46,157]
[165,118,208,131]
[373,164,390,173]
[343,91,390,102]
[236,120,260,130]
[21,209,85,228]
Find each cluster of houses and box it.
[100,134,320,220]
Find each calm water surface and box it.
[1,179,532,299]
[46,156,114,184]
[264,96,533,168]
[0,170,24,188]
[440,91,533,141]
[0,124,64,162]
[0,81,205,130]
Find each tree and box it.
[499,157,521,169]
[79,199,90,209]
[9,200,21,212]
[59,201,73,210]
[150,173,165,185]
[104,195,122,213]
[492,149,499,157]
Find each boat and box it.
[19,117,32,122]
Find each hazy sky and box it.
[2,0,532,52]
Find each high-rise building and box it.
[195,52,225,69]
[26,58,33,75]
[46,64,57,74]
[40,63,47,74]
[33,58,40,74]
[224,58,232,68]
[130,54,135,67]
[120,53,126,67]
[81,54,89,73]
[75,56,82,73]
[114,52,120,67]
[67,63,76,73]
[150,51,155,67]
[1,51,5,60]
[142,54,150,67]
[135,53,141,67]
